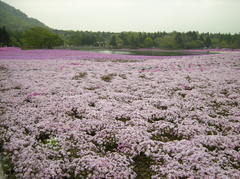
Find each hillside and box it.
[0,0,48,31]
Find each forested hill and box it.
[0,0,48,31]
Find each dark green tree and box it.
[0,26,10,46]
[205,36,212,48]
[109,35,117,47]
[144,37,154,48]
[54,29,240,50]
[21,27,63,49]
[175,33,184,48]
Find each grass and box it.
[150,127,185,142]
[115,116,131,122]
[94,136,118,153]
[139,74,151,79]
[154,105,168,110]
[66,107,83,120]
[36,131,51,143]
[0,107,6,116]
[72,72,87,80]
[132,152,156,179]
[0,146,16,179]
[119,74,127,79]
[101,73,117,82]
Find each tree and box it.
[205,36,212,48]
[51,29,239,50]
[10,36,21,47]
[175,33,184,49]
[231,34,240,49]
[184,40,204,49]
[68,32,83,46]
[0,26,10,46]
[9,31,23,47]
[21,27,63,49]
[144,37,154,48]
[158,35,177,49]
[154,37,162,48]
[115,36,124,48]
[109,35,117,47]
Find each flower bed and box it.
[0,50,240,178]
[0,47,175,61]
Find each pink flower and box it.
[27,92,42,97]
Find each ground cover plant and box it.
[0,48,240,178]
[0,47,206,61]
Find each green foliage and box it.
[9,36,20,46]
[109,35,117,47]
[21,27,63,49]
[115,36,124,48]
[205,36,212,48]
[1,152,17,179]
[72,72,87,80]
[8,30,23,47]
[0,26,10,46]
[132,152,156,179]
[101,74,116,82]
[0,1,48,31]
[55,30,240,50]
[158,35,178,49]
[175,32,184,48]
[184,40,204,49]
[109,35,124,48]
[144,37,154,47]
[44,138,59,149]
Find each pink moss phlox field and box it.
[0,49,240,178]
[0,47,176,61]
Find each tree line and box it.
[0,26,63,48]
[1,26,240,49]
[59,30,240,49]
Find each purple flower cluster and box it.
[0,50,240,178]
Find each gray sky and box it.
[2,0,240,33]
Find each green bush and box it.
[21,27,63,49]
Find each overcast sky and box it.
[2,0,240,33]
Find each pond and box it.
[89,49,213,56]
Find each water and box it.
[90,49,211,56]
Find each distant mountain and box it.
[0,0,48,31]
